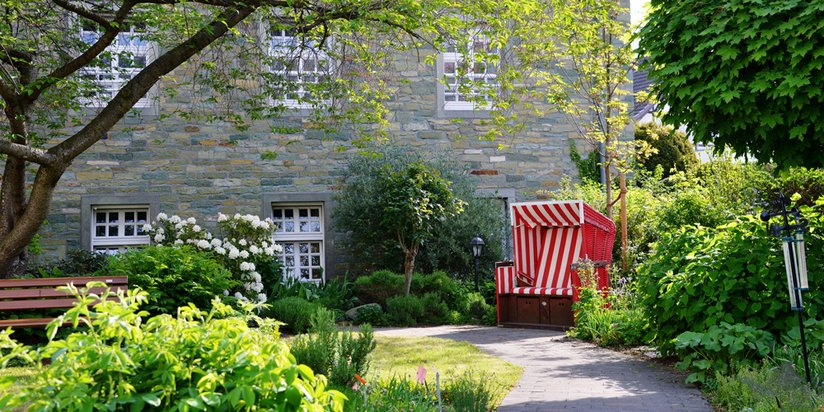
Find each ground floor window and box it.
[272,204,325,282]
[90,207,150,254]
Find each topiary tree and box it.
[334,145,505,280]
[336,159,465,295]
[637,0,824,169]
[635,122,698,177]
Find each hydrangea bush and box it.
[145,213,283,303]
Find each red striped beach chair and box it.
[495,200,616,328]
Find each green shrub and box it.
[569,267,647,347]
[385,295,425,327]
[354,270,404,307]
[412,271,469,312]
[673,323,775,385]
[352,304,386,326]
[26,249,109,278]
[712,362,819,412]
[443,371,496,412]
[420,293,450,325]
[290,308,376,388]
[267,296,324,334]
[0,284,344,410]
[635,122,698,177]
[102,245,236,315]
[637,216,824,348]
[764,166,824,208]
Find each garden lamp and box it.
[761,193,811,384]
[471,236,485,291]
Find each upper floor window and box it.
[79,20,156,108]
[267,28,333,109]
[440,33,498,112]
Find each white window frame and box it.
[440,32,498,112]
[90,206,151,255]
[78,20,157,108]
[272,203,326,282]
[267,28,333,109]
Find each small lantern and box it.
[796,230,809,290]
[471,236,485,258]
[471,236,485,291]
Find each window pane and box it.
[96,212,107,223]
[125,212,135,222]
[108,225,118,236]
[284,209,294,218]
[125,226,134,236]
[300,256,309,267]
[311,256,320,266]
[299,208,308,218]
[96,226,106,237]
[300,222,310,232]
[310,243,320,253]
[137,211,147,222]
[109,212,119,223]
[310,208,319,218]
[299,243,309,254]
[309,221,321,232]
[300,268,309,279]
[284,221,294,232]
[285,256,294,266]
[273,209,282,219]
[284,243,294,254]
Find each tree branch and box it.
[51,0,111,29]
[0,141,57,166]
[52,5,257,163]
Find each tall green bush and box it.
[637,216,823,348]
[103,246,236,315]
[634,122,698,177]
[0,285,343,411]
[266,296,325,334]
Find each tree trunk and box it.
[619,172,628,271]
[402,247,417,296]
[603,160,613,219]
[0,165,64,277]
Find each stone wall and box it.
[33,46,600,276]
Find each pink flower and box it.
[416,365,427,385]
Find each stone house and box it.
[32,17,624,282]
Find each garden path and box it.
[375,325,711,412]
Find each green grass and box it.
[366,336,522,407]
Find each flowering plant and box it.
[145,213,283,303]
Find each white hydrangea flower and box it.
[240,262,256,272]
[157,228,165,234]
[234,292,247,301]
[174,239,184,245]
[218,213,228,222]
[234,213,241,220]
[262,241,269,248]
[252,272,262,283]
[223,290,230,296]
[192,225,201,233]
[210,238,222,247]
[170,215,181,224]
[239,239,248,246]
[264,247,275,256]
[259,221,270,230]
[187,217,197,224]
[156,213,168,221]
[174,222,184,230]
[249,245,261,255]
[239,250,250,259]
[273,244,284,253]
[214,246,226,255]
[142,223,153,232]
[205,233,212,240]
[154,234,165,243]
[223,242,234,251]
[228,249,240,259]
[243,283,253,291]
[257,293,267,303]
[197,239,210,249]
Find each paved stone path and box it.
[375,326,711,412]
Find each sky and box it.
[631,0,649,26]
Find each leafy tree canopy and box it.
[637,0,824,169]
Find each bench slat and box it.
[0,317,73,328]
[0,286,128,300]
[0,298,87,311]
[0,276,128,289]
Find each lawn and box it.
[367,335,522,406]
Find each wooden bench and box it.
[0,276,129,328]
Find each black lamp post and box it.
[761,193,811,384]
[471,236,485,291]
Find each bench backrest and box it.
[0,276,129,311]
